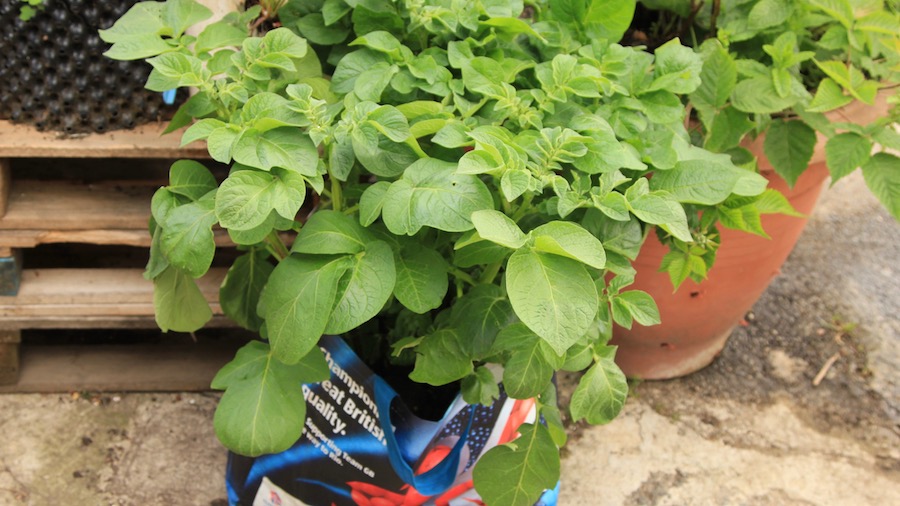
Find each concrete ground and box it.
[0,172,897,506]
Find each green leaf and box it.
[473,423,560,506]
[754,189,803,217]
[219,250,273,332]
[570,355,628,424]
[493,323,560,400]
[153,266,212,332]
[182,118,225,146]
[258,254,352,364]
[461,366,500,406]
[448,284,516,359]
[825,133,872,182]
[349,30,403,58]
[764,120,817,188]
[351,126,418,177]
[325,241,396,334]
[705,106,753,153]
[611,290,660,329]
[410,329,474,386]
[382,158,493,235]
[99,2,165,43]
[207,127,241,164]
[366,105,410,142]
[164,0,212,37]
[296,13,350,45]
[293,210,374,255]
[650,154,767,205]
[211,341,307,457]
[216,170,305,231]
[584,0,636,42]
[807,78,854,113]
[168,160,217,201]
[331,49,392,94]
[748,0,791,30]
[506,248,599,355]
[359,181,391,227]
[731,77,799,114]
[861,153,900,220]
[233,128,319,176]
[160,195,217,278]
[103,33,174,60]
[647,38,702,94]
[531,221,606,269]
[262,27,308,59]
[196,20,247,52]
[471,210,527,249]
[691,43,737,111]
[808,0,853,28]
[393,243,449,314]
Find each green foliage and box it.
[101,0,863,503]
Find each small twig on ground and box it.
[813,352,841,386]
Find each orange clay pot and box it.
[610,92,891,380]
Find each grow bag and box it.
[0,0,177,134]
[226,335,560,506]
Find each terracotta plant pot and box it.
[610,93,891,380]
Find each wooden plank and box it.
[1,179,155,231]
[0,268,225,307]
[0,120,209,159]
[0,315,234,330]
[0,336,246,392]
[0,228,234,248]
[0,342,19,385]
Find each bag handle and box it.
[374,376,475,497]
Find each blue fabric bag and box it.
[225,335,559,506]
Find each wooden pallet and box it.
[0,120,240,390]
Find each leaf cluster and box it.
[639,0,900,229]
[102,1,789,504]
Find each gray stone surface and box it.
[0,172,897,505]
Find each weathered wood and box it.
[0,341,19,385]
[0,250,22,296]
[0,336,246,392]
[0,315,235,330]
[1,179,156,231]
[0,268,227,323]
[0,228,234,248]
[0,120,208,159]
[0,329,20,343]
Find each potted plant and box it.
[102,0,772,503]
[611,0,900,379]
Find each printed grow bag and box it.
[226,335,560,506]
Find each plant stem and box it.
[478,262,503,284]
[405,137,429,158]
[511,193,535,221]
[265,231,290,261]
[709,0,721,36]
[330,176,343,212]
[450,267,478,286]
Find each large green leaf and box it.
[448,284,517,359]
[584,0,636,42]
[382,158,493,235]
[650,153,767,205]
[825,132,872,182]
[216,170,305,231]
[861,153,900,220]
[531,221,606,270]
[393,243,449,314]
[232,128,319,176]
[258,254,353,364]
[471,209,527,249]
[492,323,561,399]
[160,195,217,278]
[473,423,560,506]
[293,210,375,255]
[506,248,599,355]
[569,354,628,424]
[219,250,274,332]
[211,341,319,457]
[691,43,737,112]
[168,160,217,201]
[153,266,212,332]
[325,241,396,334]
[731,77,799,114]
[763,120,817,188]
[409,329,474,386]
[647,38,702,94]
